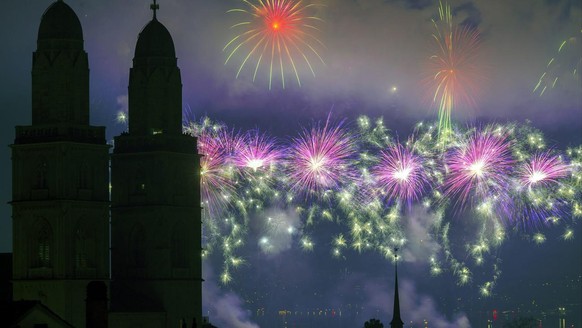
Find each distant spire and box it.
[150,0,159,20]
[390,248,404,328]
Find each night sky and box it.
[1,1,581,327]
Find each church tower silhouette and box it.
[390,249,404,328]
[11,1,110,327]
[11,1,202,327]
[110,0,203,326]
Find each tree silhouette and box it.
[364,318,384,328]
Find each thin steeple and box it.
[150,0,159,20]
[390,248,404,328]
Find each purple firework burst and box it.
[198,131,236,216]
[444,132,514,207]
[510,151,571,229]
[518,151,570,189]
[233,130,282,171]
[372,143,429,204]
[286,118,356,196]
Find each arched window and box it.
[33,219,52,268]
[38,227,50,267]
[130,224,146,268]
[171,221,188,268]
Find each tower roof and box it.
[134,17,176,58]
[37,1,83,41]
[128,1,182,136]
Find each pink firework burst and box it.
[443,132,514,206]
[510,152,570,229]
[215,128,245,159]
[286,118,356,196]
[233,129,282,171]
[372,143,429,204]
[518,152,570,189]
[198,131,236,216]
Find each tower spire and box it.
[390,248,404,328]
[150,0,159,20]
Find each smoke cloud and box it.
[360,276,471,327]
[255,207,302,256]
[402,205,442,264]
[202,265,260,328]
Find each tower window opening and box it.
[35,223,52,268]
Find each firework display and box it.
[372,144,429,205]
[286,117,356,196]
[534,29,582,96]
[426,1,482,143]
[234,129,282,171]
[180,115,581,292]
[443,130,513,208]
[104,1,582,297]
[224,0,325,89]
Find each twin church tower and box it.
[11,0,202,327]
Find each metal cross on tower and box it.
[150,0,159,19]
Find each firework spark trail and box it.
[566,147,582,220]
[224,0,325,89]
[198,131,238,217]
[427,1,482,144]
[534,29,582,96]
[189,122,252,285]
[192,124,247,284]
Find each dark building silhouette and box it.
[0,253,12,302]
[109,0,202,326]
[10,1,110,326]
[9,1,202,327]
[0,300,75,328]
[86,281,108,328]
[390,250,404,328]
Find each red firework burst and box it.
[224,0,325,89]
